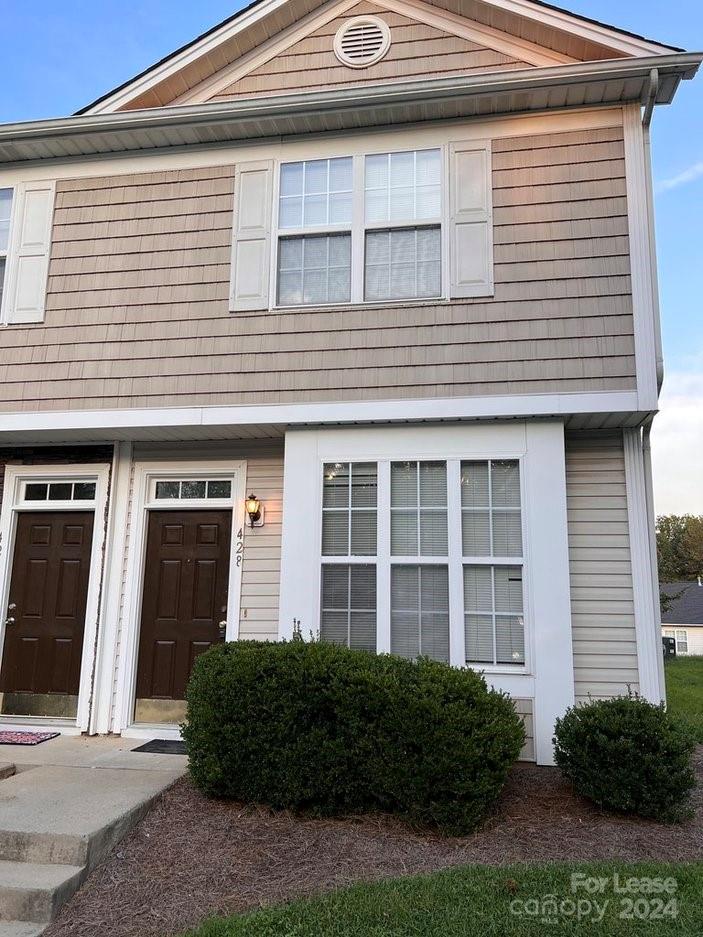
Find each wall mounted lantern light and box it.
[245,493,264,528]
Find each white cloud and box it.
[656,161,703,193]
[651,371,703,515]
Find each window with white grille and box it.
[318,457,526,670]
[333,16,391,68]
[0,189,12,315]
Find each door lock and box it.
[5,602,16,627]
[218,620,227,638]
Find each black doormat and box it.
[132,739,186,755]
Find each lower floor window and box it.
[464,565,524,665]
[320,564,376,652]
[391,565,449,663]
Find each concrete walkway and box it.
[0,736,187,936]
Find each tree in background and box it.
[657,515,703,581]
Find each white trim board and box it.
[81,0,675,115]
[111,458,247,734]
[278,421,574,764]
[0,391,643,442]
[0,105,625,187]
[0,462,110,733]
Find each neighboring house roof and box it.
[75,0,686,115]
[661,581,703,626]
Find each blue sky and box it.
[2,1,702,512]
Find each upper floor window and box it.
[0,188,12,313]
[275,148,443,307]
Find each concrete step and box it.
[0,765,176,866]
[0,860,83,923]
[0,767,15,782]
[0,922,46,936]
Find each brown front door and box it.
[135,509,232,724]
[0,511,94,719]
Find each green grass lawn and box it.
[185,862,703,936]
[666,656,703,742]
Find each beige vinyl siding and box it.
[514,698,534,761]
[209,2,531,102]
[566,431,640,701]
[240,454,284,640]
[0,124,635,411]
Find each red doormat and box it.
[0,731,60,745]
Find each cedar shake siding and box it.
[0,124,635,412]
[566,431,640,701]
[208,3,533,102]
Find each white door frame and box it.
[115,459,247,740]
[0,463,110,734]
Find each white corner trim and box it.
[623,427,664,703]
[90,441,132,735]
[0,462,110,733]
[111,458,247,734]
[623,103,659,412]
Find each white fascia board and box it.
[483,0,680,58]
[0,392,642,438]
[83,0,293,115]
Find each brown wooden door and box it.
[0,511,94,718]
[135,510,232,721]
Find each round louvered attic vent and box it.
[334,16,391,68]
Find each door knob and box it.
[5,603,16,627]
[218,620,227,637]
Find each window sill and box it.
[271,297,453,314]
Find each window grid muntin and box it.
[279,158,353,230]
[364,225,441,303]
[322,462,378,558]
[275,148,444,308]
[390,460,448,558]
[23,480,97,503]
[318,455,527,673]
[152,479,233,501]
[277,233,351,306]
[390,563,449,663]
[461,459,523,560]
[464,564,524,666]
[320,563,377,651]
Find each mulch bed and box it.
[45,747,703,937]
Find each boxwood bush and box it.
[553,695,696,821]
[183,640,525,835]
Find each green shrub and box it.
[183,640,524,835]
[553,694,696,821]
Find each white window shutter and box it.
[229,160,273,312]
[6,181,55,323]
[449,141,493,298]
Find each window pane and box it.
[419,462,446,507]
[365,150,440,224]
[350,612,376,652]
[351,463,377,508]
[278,234,351,306]
[0,258,5,311]
[320,611,348,646]
[181,480,206,499]
[73,482,97,500]
[464,565,493,613]
[419,511,447,555]
[391,462,417,507]
[465,614,494,663]
[323,463,349,508]
[207,480,232,499]
[496,616,525,664]
[492,511,522,557]
[48,483,72,501]
[279,158,352,229]
[391,510,417,556]
[364,227,440,302]
[0,189,12,253]
[351,511,376,555]
[155,481,180,500]
[494,567,523,614]
[25,483,48,501]
[322,512,348,556]
[461,462,489,507]
[462,511,490,555]
[320,565,376,652]
[322,564,349,609]
[491,460,521,507]
[391,565,448,663]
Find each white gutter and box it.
[0,53,699,159]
